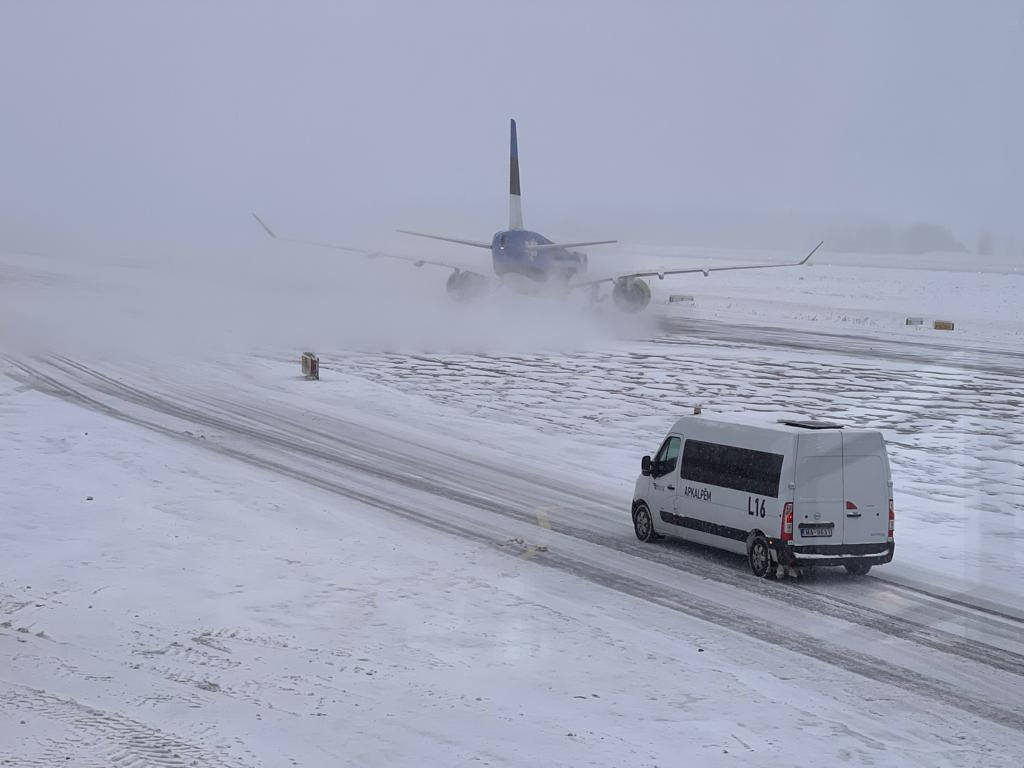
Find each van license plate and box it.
[801,526,833,538]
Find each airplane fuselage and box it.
[490,228,587,284]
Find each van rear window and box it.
[681,440,784,497]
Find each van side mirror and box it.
[641,455,652,476]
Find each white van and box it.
[631,414,894,578]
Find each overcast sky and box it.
[1,1,1021,256]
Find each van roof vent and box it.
[778,419,844,430]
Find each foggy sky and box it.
[1,1,1021,257]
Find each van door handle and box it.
[667,484,676,491]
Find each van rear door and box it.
[841,431,890,546]
[794,433,844,543]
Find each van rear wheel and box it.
[633,503,655,542]
[748,535,773,578]
[844,561,872,576]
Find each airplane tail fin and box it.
[509,119,523,230]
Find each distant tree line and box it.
[826,223,967,254]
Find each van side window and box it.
[653,436,681,478]
[681,439,784,497]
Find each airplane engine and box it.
[612,277,652,313]
[445,270,489,302]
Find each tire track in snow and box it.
[0,683,249,768]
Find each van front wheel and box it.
[748,535,773,578]
[633,504,655,542]
[844,561,872,576]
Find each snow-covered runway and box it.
[3,337,1023,765]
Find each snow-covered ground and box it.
[2,246,1023,765]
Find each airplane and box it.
[253,119,822,313]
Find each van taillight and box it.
[888,499,895,541]
[782,502,794,542]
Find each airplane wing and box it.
[395,229,617,253]
[253,214,486,274]
[527,239,617,252]
[395,229,492,249]
[570,241,823,288]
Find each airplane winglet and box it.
[802,240,824,265]
[252,212,278,240]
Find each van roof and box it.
[671,412,858,435]
[777,419,844,430]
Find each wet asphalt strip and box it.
[653,315,1024,379]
